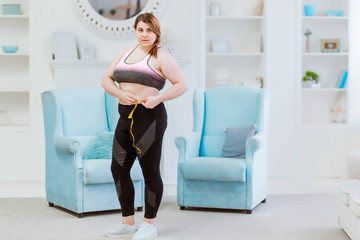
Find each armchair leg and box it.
[262,198,266,203]
[180,206,186,210]
[246,210,252,214]
[48,202,54,207]
[78,213,84,218]
[136,207,143,211]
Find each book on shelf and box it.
[343,76,348,88]
[335,70,348,88]
[339,71,348,88]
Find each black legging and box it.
[111,102,167,219]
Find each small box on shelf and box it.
[241,77,263,88]
[211,40,230,53]
[0,110,10,125]
[321,39,343,53]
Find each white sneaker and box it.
[131,222,157,240]
[105,222,137,238]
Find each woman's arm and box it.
[142,50,188,109]
[102,47,137,105]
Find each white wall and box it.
[266,0,349,182]
[1,0,358,196]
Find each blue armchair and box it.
[41,88,144,217]
[175,86,268,213]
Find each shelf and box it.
[0,124,32,131]
[300,122,347,129]
[206,16,264,20]
[49,60,110,69]
[302,16,348,20]
[0,53,29,56]
[298,0,349,126]
[302,88,347,92]
[49,59,191,70]
[206,52,264,56]
[302,53,349,56]
[0,88,29,92]
[0,15,29,19]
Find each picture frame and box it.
[79,42,96,60]
[245,33,262,53]
[211,40,230,53]
[321,39,342,53]
[52,33,78,60]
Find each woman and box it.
[102,13,187,240]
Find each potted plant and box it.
[98,9,104,15]
[302,71,320,88]
[110,8,116,15]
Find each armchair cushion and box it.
[105,93,120,131]
[179,157,246,182]
[222,124,256,158]
[58,88,109,136]
[83,132,114,159]
[83,159,143,184]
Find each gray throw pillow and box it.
[222,125,256,159]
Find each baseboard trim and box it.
[0,177,341,198]
[268,177,341,194]
[164,182,177,196]
[0,181,46,198]
[0,180,178,198]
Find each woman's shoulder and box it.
[111,45,136,63]
[157,47,176,64]
[117,45,136,58]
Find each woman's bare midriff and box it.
[119,82,159,103]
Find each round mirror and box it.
[88,0,149,20]
[73,0,167,39]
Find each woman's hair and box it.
[134,13,161,58]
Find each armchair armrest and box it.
[175,132,201,163]
[53,134,83,169]
[54,135,80,154]
[245,132,268,209]
[245,132,266,165]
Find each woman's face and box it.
[135,21,157,48]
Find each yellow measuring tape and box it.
[128,100,141,154]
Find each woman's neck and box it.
[137,44,153,53]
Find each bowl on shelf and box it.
[1,4,21,15]
[2,46,19,53]
[326,10,345,17]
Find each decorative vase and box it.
[304,5,316,16]
[210,2,220,16]
[302,80,313,88]
[305,37,310,52]
[311,82,321,89]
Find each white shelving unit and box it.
[201,0,266,89]
[297,0,349,126]
[0,0,31,129]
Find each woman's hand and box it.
[141,96,161,109]
[119,91,138,105]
